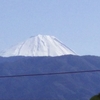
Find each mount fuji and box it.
[0,35,76,57]
[0,35,100,100]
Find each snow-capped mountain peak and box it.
[0,35,76,57]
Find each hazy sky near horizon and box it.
[0,0,100,56]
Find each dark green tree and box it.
[90,94,100,100]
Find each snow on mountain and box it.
[0,35,76,57]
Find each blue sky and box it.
[0,0,100,56]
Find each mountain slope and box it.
[0,35,76,57]
[0,55,100,100]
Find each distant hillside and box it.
[0,55,100,100]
